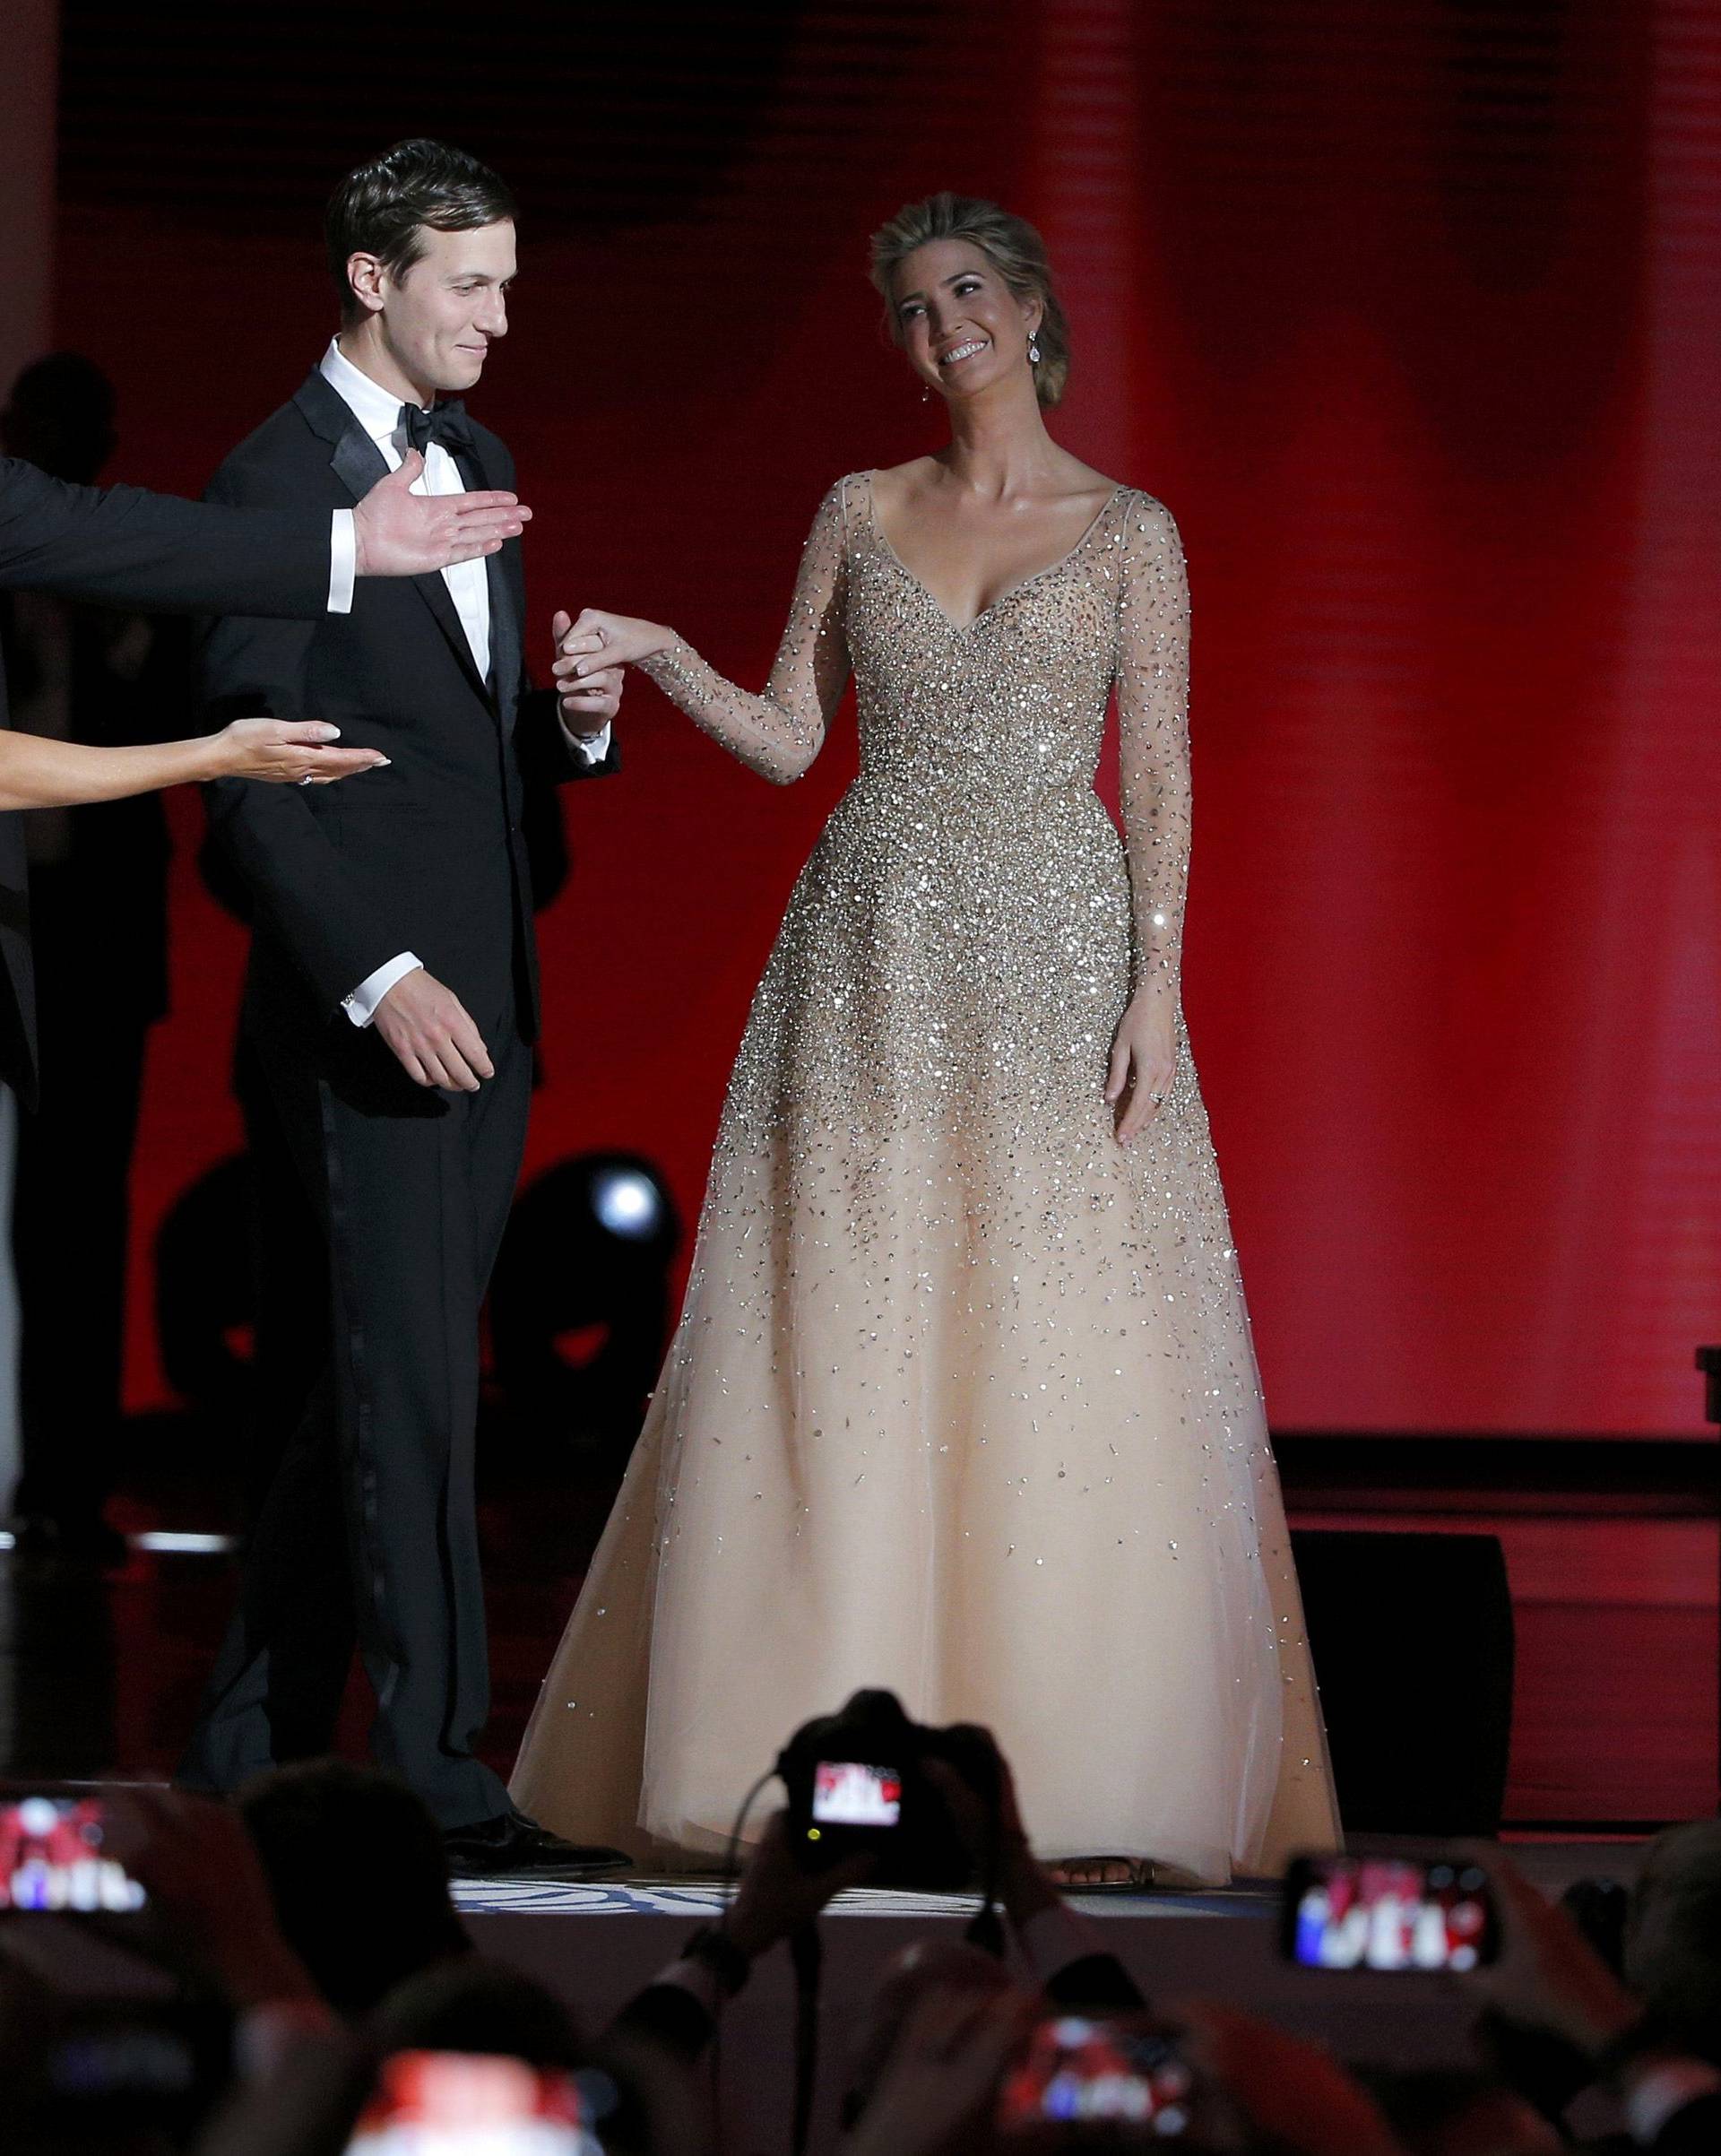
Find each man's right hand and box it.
[352,452,532,577]
[373,967,495,1092]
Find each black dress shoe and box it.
[442,1810,631,1878]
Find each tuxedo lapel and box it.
[459,432,523,735]
[294,372,491,705]
[483,542,522,736]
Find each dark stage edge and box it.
[457,1848,1633,2155]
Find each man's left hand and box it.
[552,609,622,737]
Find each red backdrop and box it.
[52,0,1720,1434]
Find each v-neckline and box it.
[865,472,1125,635]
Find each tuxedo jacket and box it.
[0,456,332,1106]
[198,370,616,1061]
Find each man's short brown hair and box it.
[326,138,517,323]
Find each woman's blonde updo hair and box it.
[869,193,1071,408]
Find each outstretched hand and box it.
[215,717,390,784]
[551,607,675,682]
[352,453,531,576]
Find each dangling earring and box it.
[921,383,931,403]
[1028,334,1042,365]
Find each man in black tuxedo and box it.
[0,438,531,1111]
[180,140,625,1874]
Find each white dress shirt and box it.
[316,338,610,1025]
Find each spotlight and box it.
[489,1152,680,1455]
[593,1168,664,1240]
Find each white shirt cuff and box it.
[560,717,612,764]
[342,951,422,1027]
[327,509,357,614]
[1017,1901,1110,1983]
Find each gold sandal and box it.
[1045,1856,1162,1893]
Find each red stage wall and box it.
[52,0,1720,1433]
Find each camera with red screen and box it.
[776,1689,1000,1888]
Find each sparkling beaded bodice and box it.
[844,477,1127,807]
[640,471,1193,1000]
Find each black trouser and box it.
[11,899,151,1529]
[180,990,531,1828]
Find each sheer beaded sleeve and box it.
[638,480,851,785]
[1114,492,1193,996]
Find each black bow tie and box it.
[399,400,475,457]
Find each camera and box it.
[776,1689,1001,1889]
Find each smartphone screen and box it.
[810,1761,902,1828]
[1284,1856,1496,1971]
[0,1795,147,1913]
[344,2052,598,2156]
[998,2015,1197,2135]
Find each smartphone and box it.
[810,1760,903,1831]
[344,2052,601,2156]
[1281,1855,1497,1972]
[998,2015,1199,2137]
[0,1793,147,1914]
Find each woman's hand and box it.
[213,717,390,784]
[551,607,675,684]
[1106,985,1177,1144]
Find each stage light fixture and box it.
[593,1168,664,1240]
[489,1151,680,1455]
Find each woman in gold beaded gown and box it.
[511,195,1339,1883]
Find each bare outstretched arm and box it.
[0,717,386,810]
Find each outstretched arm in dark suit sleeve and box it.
[198,465,410,1015]
[0,456,330,619]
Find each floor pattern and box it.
[447,1874,1265,1919]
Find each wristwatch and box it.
[679,1923,753,1998]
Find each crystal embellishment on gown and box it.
[510,473,1341,1883]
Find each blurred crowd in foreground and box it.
[3,1723,1719,2156]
